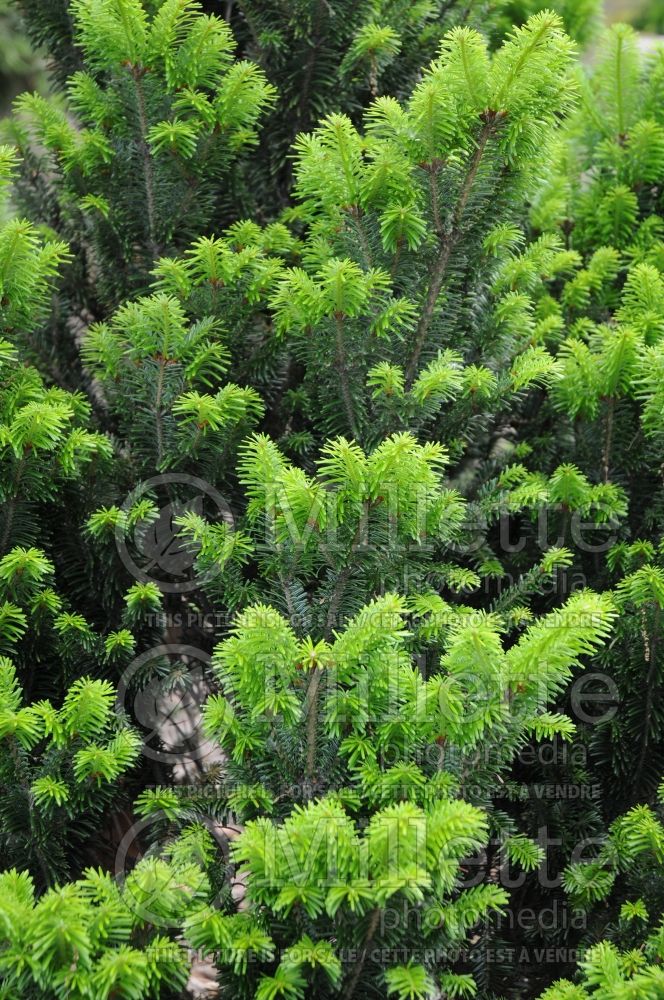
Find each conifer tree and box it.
[0,3,663,999]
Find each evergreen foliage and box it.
[4,0,276,353]
[0,2,663,999]
[0,656,141,884]
[0,841,210,998]
[488,25,664,808]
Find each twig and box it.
[304,665,324,791]
[404,114,500,388]
[154,357,166,467]
[341,908,382,1000]
[634,603,660,792]
[334,313,360,438]
[132,66,159,261]
[602,397,615,483]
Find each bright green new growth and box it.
[182,589,615,995]
[0,2,663,999]
[0,845,210,999]
[0,656,140,882]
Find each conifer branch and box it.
[296,0,326,135]
[341,907,382,1000]
[278,571,299,626]
[304,664,323,792]
[154,357,166,467]
[404,113,500,388]
[634,604,660,793]
[334,312,360,438]
[603,397,615,483]
[428,162,444,239]
[131,65,159,260]
[347,205,374,269]
[0,496,16,556]
[1,458,26,555]
[615,29,626,136]
[324,516,366,640]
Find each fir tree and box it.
[0,3,663,1000]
